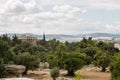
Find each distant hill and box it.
[83,33,120,38]
[0,33,120,42]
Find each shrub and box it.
[50,67,59,80]
[73,73,82,80]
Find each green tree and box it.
[84,47,96,57]
[50,67,59,80]
[0,58,5,78]
[65,41,77,52]
[47,39,60,52]
[1,34,11,45]
[12,34,21,46]
[27,46,39,55]
[83,47,97,64]
[94,41,119,72]
[97,41,119,55]
[13,42,31,54]
[93,50,110,72]
[56,43,67,57]
[110,52,120,80]
[47,54,58,68]
[34,51,45,62]
[47,43,68,68]
[42,33,46,46]
[14,52,40,74]
[77,42,87,49]
[0,39,13,63]
[56,44,68,68]
[64,52,86,76]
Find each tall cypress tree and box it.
[43,33,46,46]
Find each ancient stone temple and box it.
[18,35,37,46]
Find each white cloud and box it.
[0,0,87,34]
[0,0,119,34]
[39,0,66,7]
[105,24,120,32]
[76,0,120,10]
[0,0,84,21]
[0,0,43,15]
[5,0,25,14]
[90,1,120,10]
[25,0,43,14]
[53,5,87,14]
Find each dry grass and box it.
[26,67,111,80]
[79,70,111,80]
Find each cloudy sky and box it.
[0,0,120,34]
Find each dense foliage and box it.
[0,34,119,78]
[0,39,13,64]
[110,52,120,80]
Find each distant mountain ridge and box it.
[0,33,120,42]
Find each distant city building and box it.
[96,38,120,50]
[114,43,120,50]
[18,35,37,46]
[97,39,113,43]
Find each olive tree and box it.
[14,52,40,74]
[93,51,110,72]
[64,52,86,76]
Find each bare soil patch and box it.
[79,70,111,80]
[25,66,111,80]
